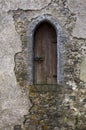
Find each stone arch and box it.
[27,14,67,84]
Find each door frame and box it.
[27,14,67,85]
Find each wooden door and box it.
[34,22,57,84]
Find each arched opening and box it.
[33,22,57,84]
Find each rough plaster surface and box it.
[67,0,86,38]
[0,1,31,130]
[0,0,51,11]
[68,0,86,83]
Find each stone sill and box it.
[30,84,63,93]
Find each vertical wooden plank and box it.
[34,22,57,84]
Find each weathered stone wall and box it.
[0,0,86,130]
[24,84,86,130]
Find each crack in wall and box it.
[8,0,53,13]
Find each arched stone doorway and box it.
[34,22,57,84]
[27,14,67,84]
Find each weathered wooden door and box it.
[34,22,57,84]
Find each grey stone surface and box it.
[67,0,86,38]
[0,0,51,11]
[0,4,31,130]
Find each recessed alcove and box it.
[33,22,57,84]
[27,14,67,85]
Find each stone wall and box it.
[24,84,86,130]
[0,0,86,130]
